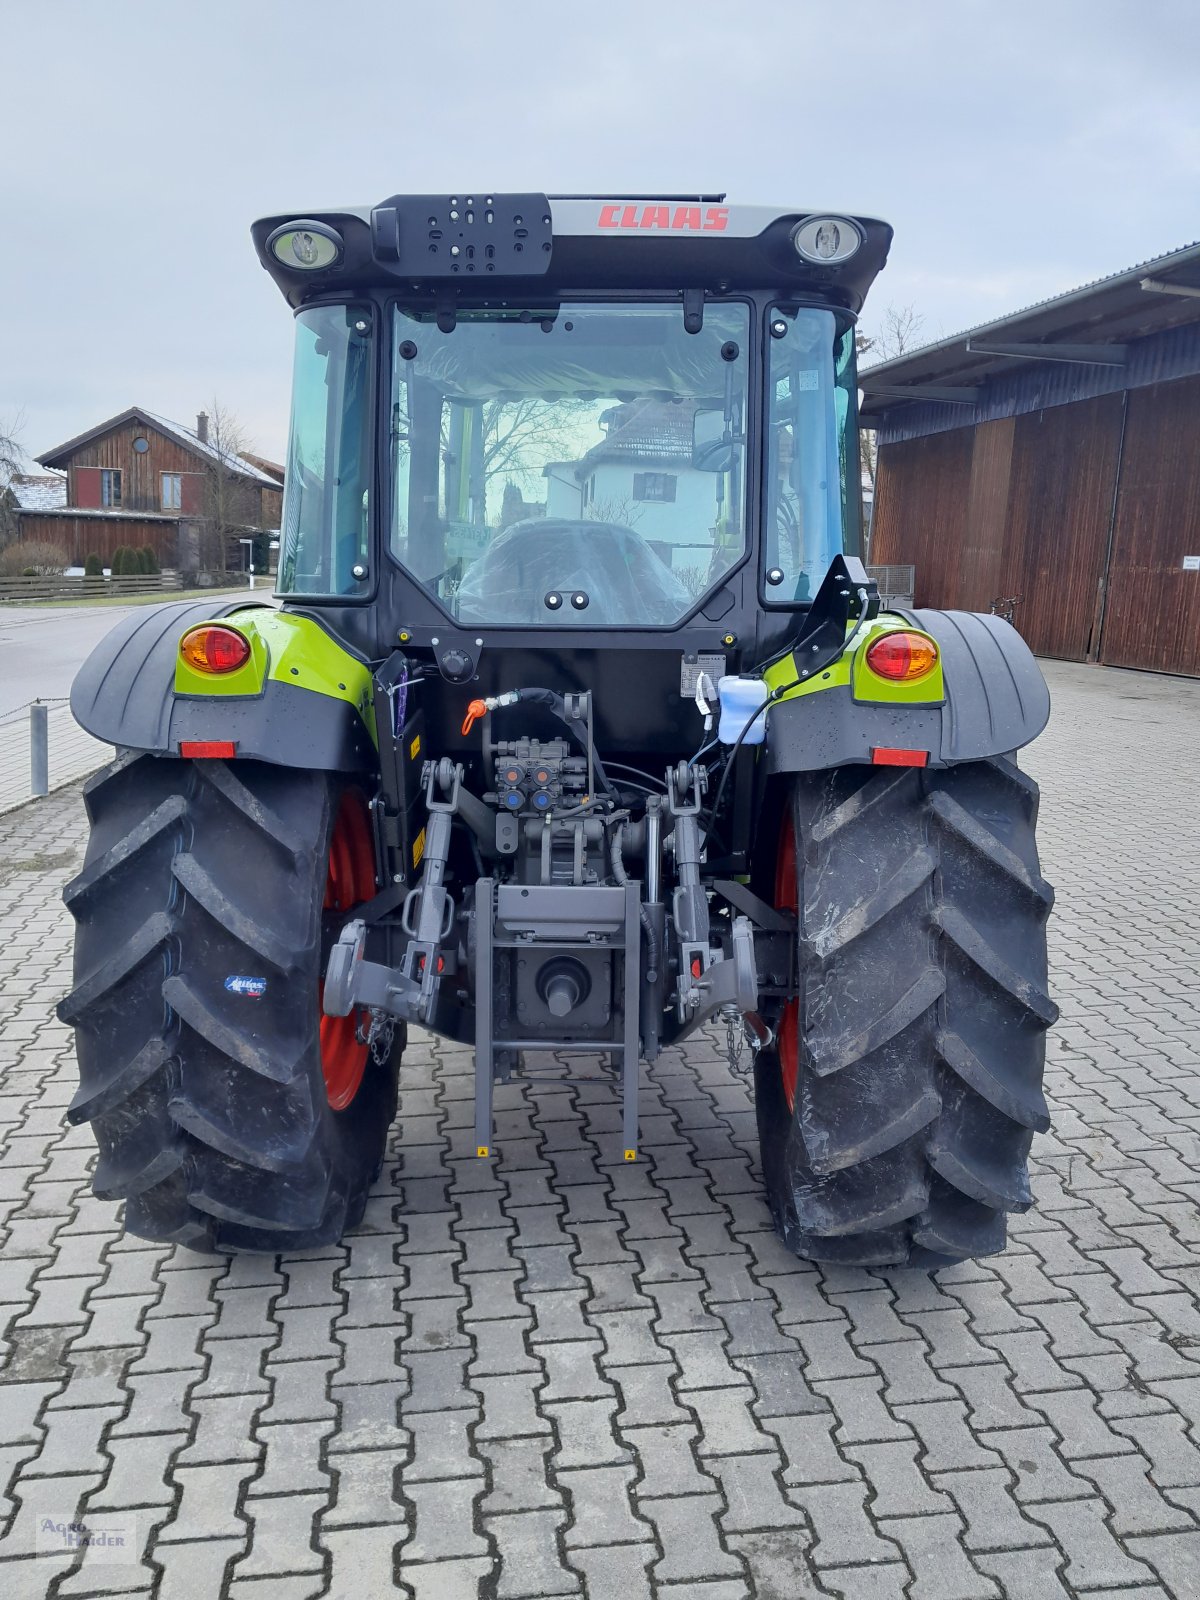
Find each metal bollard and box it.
[30,702,48,798]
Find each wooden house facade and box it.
[21,407,283,569]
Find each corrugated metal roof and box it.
[859,239,1200,441]
[862,238,1200,384]
[872,317,1200,445]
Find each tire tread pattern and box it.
[755,755,1056,1268]
[59,753,400,1251]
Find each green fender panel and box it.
[764,608,1051,773]
[69,599,378,772]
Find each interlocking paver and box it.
[157,1461,257,1542]
[479,1437,560,1513]
[933,1465,1055,1550]
[560,1462,649,1547]
[322,1447,409,1525]
[640,1493,745,1583]
[405,1410,484,1483]
[1075,1450,1198,1535]
[882,1512,998,1598]
[4,662,1200,1595]
[708,1452,806,1533]
[20,1400,122,1477]
[90,1429,189,1508]
[155,1536,244,1600]
[546,1395,629,1468]
[797,1479,901,1568]
[251,1419,335,1495]
[569,1542,656,1600]
[1027,1497,1161,1588]
[485,1507,579,1596]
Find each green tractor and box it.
[60,194,1056,1266]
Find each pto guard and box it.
[765,608,1050,774]
[69,599,377,772]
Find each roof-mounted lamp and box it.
[792,216,862,265]
[265,220,344,271]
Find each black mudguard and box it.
[765,609,1050,774]
[69,599,376,773]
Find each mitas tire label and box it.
[225,976,267,999]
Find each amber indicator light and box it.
[179,625,251,675]
[864,631,939,682]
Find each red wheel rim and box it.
[775,808,800,1113]
[319,790,376,1110]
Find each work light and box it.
[793,216,862,265]
[266,219,343,271]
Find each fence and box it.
[0,572,188,605]
[866,564,916,608]
[0,700,112,815]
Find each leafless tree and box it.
[0,412,27,548]
[587,493,644,529]
[0,412,23,484]
[202,400,260,569]
[857,304,925,365]
[479,398,596,491]
[858,304,926,558]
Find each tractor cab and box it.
[252,195,891,680]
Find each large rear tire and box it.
[755,756,1056,1268]
[59,753,402,1252]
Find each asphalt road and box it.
[0,604,141,717]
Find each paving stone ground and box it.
[1,658,1199,1599]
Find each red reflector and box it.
[179,740,237,759]
[691,957,703,978]
[871,747,929,767]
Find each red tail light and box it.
[180,624,251,674]
[864,631,939,682]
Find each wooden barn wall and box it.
[999,392,1125,661]
[869,429,974,608]
[873,392,1128,665]
[1100,374,1200,676]
[956,417,1015,612]
[261,486,283,528]
[19,514,180,566]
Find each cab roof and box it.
[251,192,892,315]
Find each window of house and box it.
[161,473,182,511]
[101,470,121,507]
[633,472,677,503]
[133,436,150,454]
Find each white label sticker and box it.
[1183,555,1200,571]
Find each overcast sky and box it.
[2,0,1196,463]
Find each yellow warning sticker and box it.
[476,1145,490,1158]
[623,1148,638,1162]
[409,733,421,761]
[412,826,426,869]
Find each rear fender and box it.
[69,599,377,772]
[764,609,1050,773]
